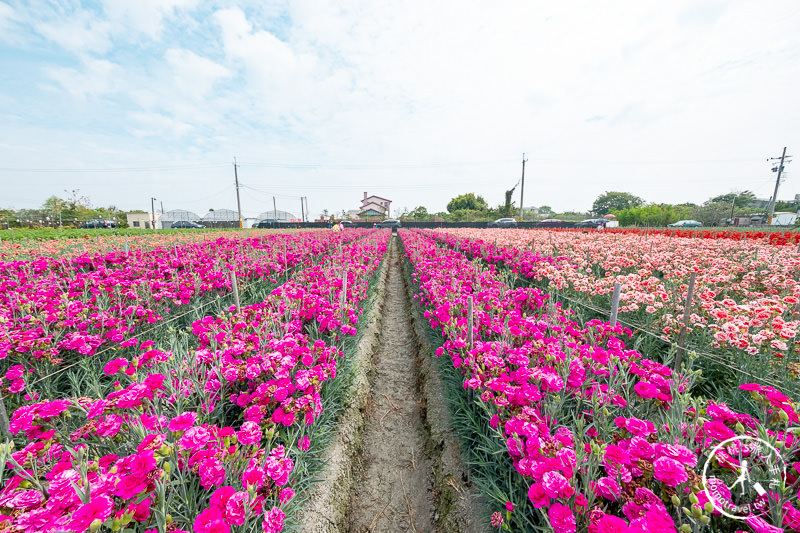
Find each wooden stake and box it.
[467,296,474,348]
[230,271,241,313]
[340,272,348,310]
[609,282,622,326]
[675,271,697,371]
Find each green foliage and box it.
[707,190,757,207]
[591,191,644,216]
[446,193,489,214]
[504,189,515,217]
[0,227,239,242]
[690,202,751,226]
[447,209,489,222]
[406,206,433,220]
[774,199,799,212]
[613,204,687,227]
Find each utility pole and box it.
[767,147,792,224]
[160,201,164,215]
[300,197,305,222]
[273,197,277,221]
[150,197,157,231]
[233,157,243,229]
[729,192,740,225]
[518,153,528,222]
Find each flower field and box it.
[425,228,800,399]
[2,226,800,533]
[401,228,800,533]
[0,229,389,532]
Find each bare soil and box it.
[298,237,486,533]
[346,243,437,533]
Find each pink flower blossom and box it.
[68,495,114,532]
[653,456,688,487]
[168,411,198,432]
[262,507,286,533]
[548,503,576,533]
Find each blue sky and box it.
[1,0,799,219]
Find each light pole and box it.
[151,197,157,231]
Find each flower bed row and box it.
[423,228,800,367]
[400,229,800,533]
[0,230,389,532]
[0,230,370,405]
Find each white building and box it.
[358,192,392,219]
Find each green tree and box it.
[592,191,644,216]
[503,189,517,217]
[537,205,554,217]
[447,193,488,213]
[408,206,431,220]
[448,209,488,222]
[614,204,681,227]
[707,190,757,208]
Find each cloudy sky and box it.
[1,0,798,219]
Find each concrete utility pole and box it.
[767,147,792,224]
[150,197,157,231]
[273,197,277,221]
[518,153,528,222]
[300,197,305,222]
[233,157,243,229]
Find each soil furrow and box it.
[346,240,437,533]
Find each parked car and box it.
[668,220,702,228]
[488,218,518,228]
[171,220,205,229]
[575,219,607,228]
[256,219,280,228]
[80,219,116,229]
[535,219,567,228]
[341,220,355,228]
[376,219,401,229]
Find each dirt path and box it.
[346,240,437,533]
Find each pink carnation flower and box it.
[104,357,129,376]
[237,421,262,445]
[68,495,114,532]
[168,411,198,432]
[548,503,576,533]
[262,507,285,533]
[653,456,688,487]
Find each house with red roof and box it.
[358,192,392,220]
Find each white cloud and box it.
[129,111,193,138]
[100,0,198,40]
[1,0,799,215]
[34,8,113,53]
[164,48,230,100]
[45,56,123,99]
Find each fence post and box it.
[467,296,474,348]
[609,282,622,326]
[675,271,697,371]
[230,271,241,313]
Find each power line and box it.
[0,164,228,173]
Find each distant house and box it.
[358,192,392,220]
[127,212,161,229]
